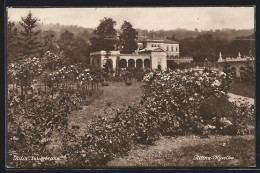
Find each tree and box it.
[119,21,138,54]
[71,37,90,64]
[18,11,41,58]
[7,20,19,63]
[58,30,90,65]
[90,17,118,52]
[167,34,176,41]
[41,30,59,54]
[58,30,75,64]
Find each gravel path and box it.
[228,93,255,105]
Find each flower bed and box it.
[7,68,255,168]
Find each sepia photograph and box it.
[6,7,256,168]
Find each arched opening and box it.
[231,66,236,78]
[128,59,135,68]
[144,59,151,68]
[240,66,245,71]
[158,65,161,70]
[136,59,143,68]
[103,59,113,72]
[231,67,236,72]
[223,64,231,73]
[118,59,127,68]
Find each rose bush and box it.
[7,91,70,168]
[142,69,254,136]
[62,104,160,167]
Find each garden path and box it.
[228,93,254,105]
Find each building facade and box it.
[90,39,193,71]
[217,52,255,77]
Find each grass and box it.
[169,136,255,167]
[69,81,144,131]
[228,81,255,98]
[107,135,255,167]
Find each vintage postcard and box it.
[6,7,256,168]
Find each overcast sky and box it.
[7,7,254,31]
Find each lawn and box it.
[69,81,144,131]
[228,81,255,98]
[107,135,255,167]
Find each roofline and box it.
[138,40,179,44]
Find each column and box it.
[90,57,92,65]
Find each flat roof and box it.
[139,39,179,44]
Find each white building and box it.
[90,39,193,71]
[218,52,255,77]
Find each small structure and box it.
[90,39,193,71]
[217,52,255,77]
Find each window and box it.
[166,46,169,51]
[171,46,174,51]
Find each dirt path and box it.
[69,81,144,130]
[228,93,255,105]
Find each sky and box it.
[6,7,255,31]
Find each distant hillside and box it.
[13,22,95,41]
[39,23,95,39]
[12,22,254,42]
[137,28,254,41]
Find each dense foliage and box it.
[119,21,138,54]
[90,17,118,52]
[7,92,70,167]
[142,69,254,136]
[180,34,254,62]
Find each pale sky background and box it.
[6,7,255,31]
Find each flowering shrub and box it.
[232,101,255,135]
[7,92,70,168]
[42,51,63,71]
[8,57,43,88]
[142,69,253,136]
[61,105,161,167]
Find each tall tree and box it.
[90,17,118,52]
[119,21,138,54]
[58,30,75,64]
[6,20,19,63]
[18,11,41,58]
